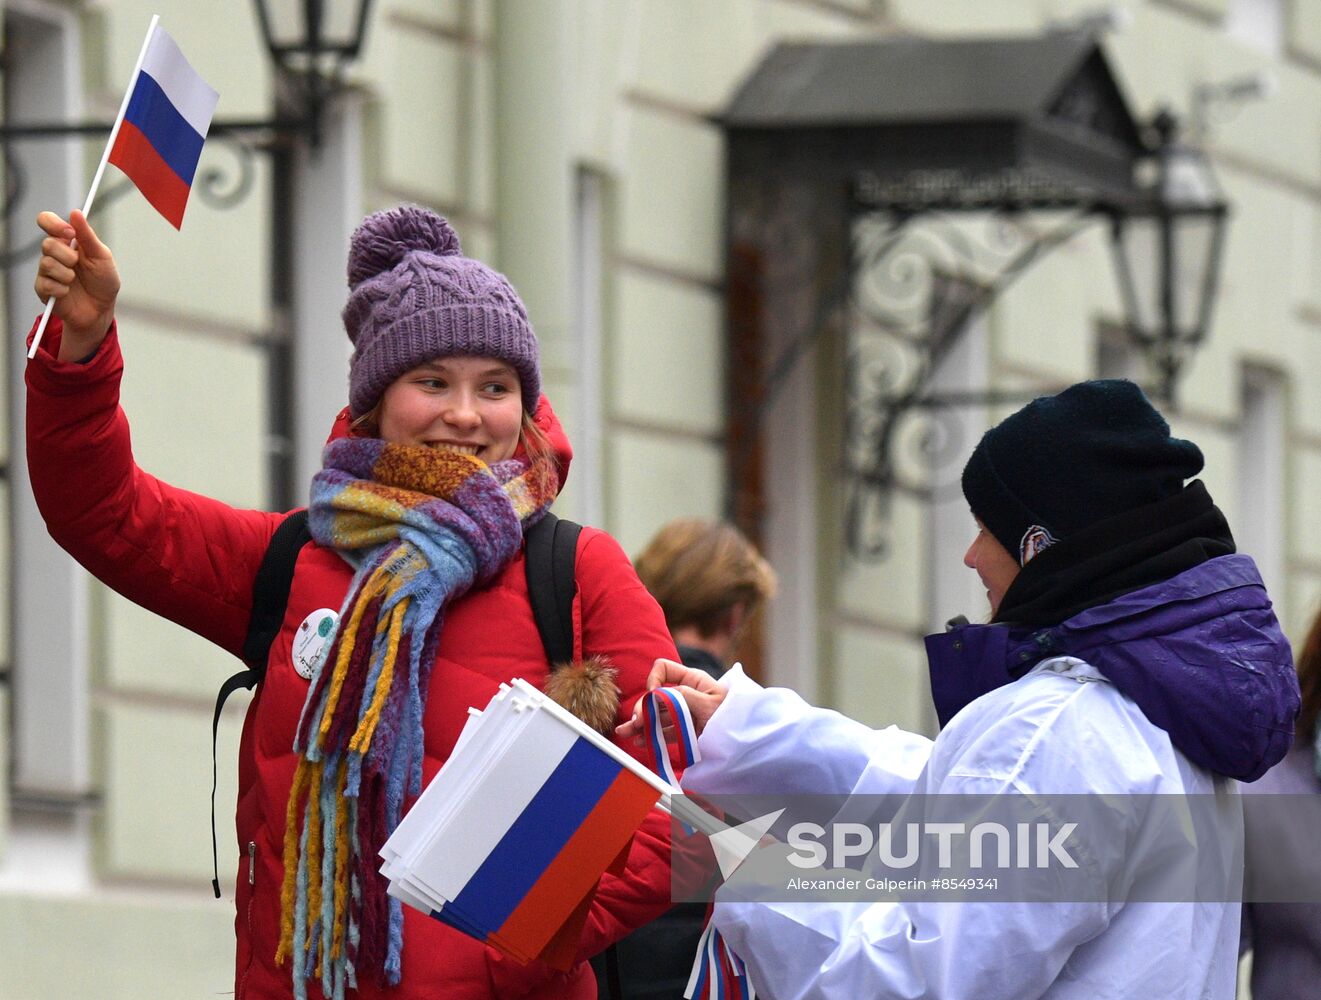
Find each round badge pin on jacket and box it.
[292,608,339,680]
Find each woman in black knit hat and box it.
[625,378,1300,1000]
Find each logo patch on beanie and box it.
[1019,525,1058,566]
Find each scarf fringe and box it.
[279,442,557,994]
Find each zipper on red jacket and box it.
[238,840,257,1000]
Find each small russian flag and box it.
[379,680,736,978]
[380,681,669,968]
[433,730,658,964]
[107,23,218,229]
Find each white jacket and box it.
[681,661,1241,1000]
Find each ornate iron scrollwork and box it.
[194,138,258,210]
[841,203,1107,557]
[0,143,133,269]
[0,135,259,271]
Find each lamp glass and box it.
[259,0,366,52]
[1113,214,1162,335]
[260,0,303,48]
[1172,213,1218,334]
[1162,144,1224,335]
[320,1,367,48]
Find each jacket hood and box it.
[926,554,1299,781]
[324,392,575,494]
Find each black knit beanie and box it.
[961,379,1205,566]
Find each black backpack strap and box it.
[524,512,582,667]
[527,513,626,999]
[211,509,313,898]
[241,509,313,671]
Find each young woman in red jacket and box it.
[27,205,678,1000]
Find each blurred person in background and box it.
[1241,604,1321,998]
[634,518,777,680]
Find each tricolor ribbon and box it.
[684,921,755,1000]
[642,686,701,787]
[639,688,755,1000]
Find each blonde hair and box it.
[519,411,554,465]
[634,519,777,639]
[349,402,382,437]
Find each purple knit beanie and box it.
[343,205,541,417]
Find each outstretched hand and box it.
[616,657,729,745]
[34,210,120,361]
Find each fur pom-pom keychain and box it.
[543,656,621,734]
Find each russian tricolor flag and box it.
[434,731,657,964]
[380,681,668,968]
[108,24,218,229]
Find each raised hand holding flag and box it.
[31,210,121,361]
[28,15,216,359]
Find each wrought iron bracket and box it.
[839,197,1110,557]
[0,118,284,272]
[740,177,1226,560]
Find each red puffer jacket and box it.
[26,319,679,1000]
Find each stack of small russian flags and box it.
[380,679,659,966]
[379,678,754,998]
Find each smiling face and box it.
[376,356,524,464]
[963,519,1022,617]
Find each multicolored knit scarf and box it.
[276,438,558,1000]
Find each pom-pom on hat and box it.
[343,205,541,417]
[961,379,1205,566]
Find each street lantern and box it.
[251,0,375,144]
[1109,108,1229,401]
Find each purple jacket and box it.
[926,554,1299,782]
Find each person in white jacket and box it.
[621,380,1299,1000]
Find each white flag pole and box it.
[28,13,159,360]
